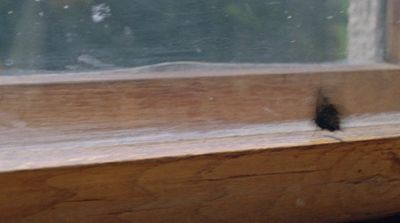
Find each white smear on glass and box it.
[91,3,111,23]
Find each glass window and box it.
[1,0,348,74]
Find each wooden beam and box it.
[0,64,399,132]
[1,137,400,223]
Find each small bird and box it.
[314,90,340,131]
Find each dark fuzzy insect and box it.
[314,90,340,131]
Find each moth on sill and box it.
[314,89,341,132]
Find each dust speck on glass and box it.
[0,0,348,75]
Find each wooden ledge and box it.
[0,63,399,132]
[1,63,400,222]
[0,62,399,86]
[1,121,400,222]
[1,112,400,172]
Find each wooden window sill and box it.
[1,121,400,223]
[1,112,400,172]
[1,63,400,222]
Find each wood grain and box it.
[1,113,400,172]
[1,64,400,222]
[1,137,400,223]
[0,64,399,132]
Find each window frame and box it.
[1,1,400,222]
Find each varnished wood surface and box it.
[1,112,400,172]
[0,64,399,132]
[0,112,400,222]
[1,136,400,223]
[1,63,398,85]
[0,64,400,222]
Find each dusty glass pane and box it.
[0,0,348,75]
